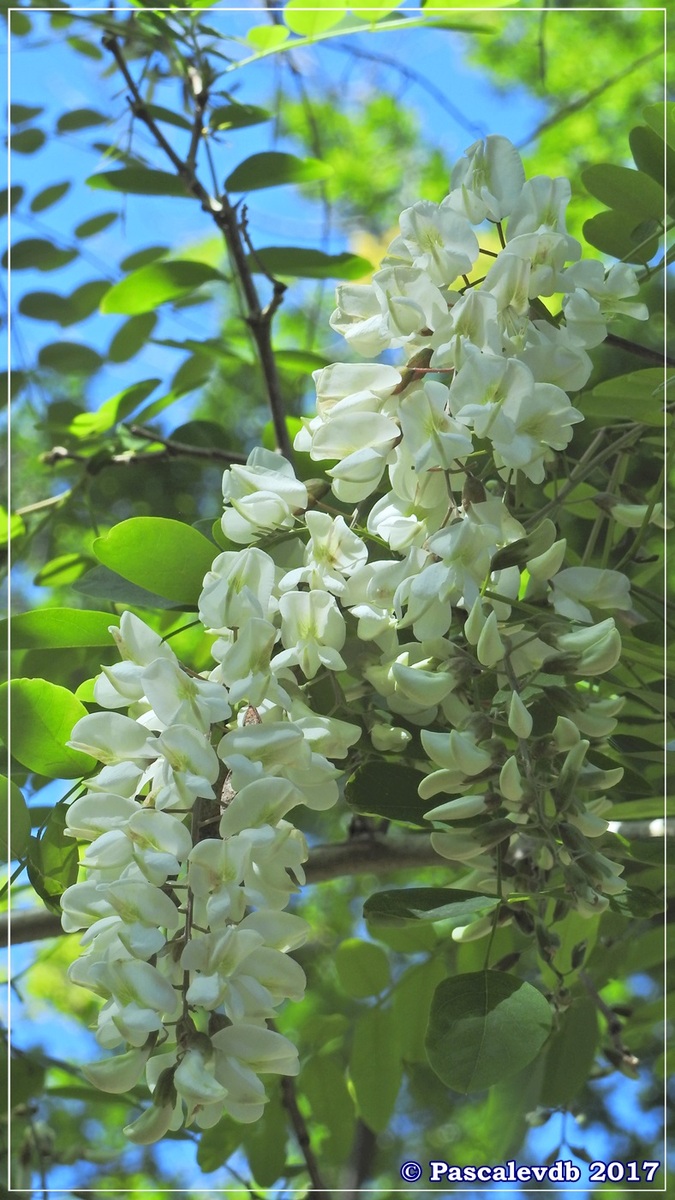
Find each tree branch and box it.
[3,821,669,947]
[42,436,248,473]
[102,32,293,460]
[280,1073,331,1198]
[604,332,675,369]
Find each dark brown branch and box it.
[605,332,675,369]
[41,435,247,473]
[127,426,248,463]
[280,1074,331,1198]
[102,32,293,460]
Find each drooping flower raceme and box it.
[62,134,644,1140]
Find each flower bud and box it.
[508,691,532,738]
[476,610,505,668]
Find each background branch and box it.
[3,820,669,947]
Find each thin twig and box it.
[323,39,486,139]
[518,47,663,149]
[280,1074,331,1198]
[604,332,674,369]
[102,32,293,460]
[128,425,247,463]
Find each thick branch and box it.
[3,822,669,947]
[102,33,292,460]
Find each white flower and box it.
[279,511,367,596]
[213,618,288,708]
[399,380,473,473]
[199,547,276,633]
[449,134,525,222]
[68,713,157,765]
[141,659,230,732]
[221,448,308,544]
[397,199,479,285]
[329,283,391,355]
[273,591,347,679]
[551,567,632,623]
[372,265,447,339]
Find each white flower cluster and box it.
[62,135,644,1139]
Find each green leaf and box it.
[38,342,103,376]
[350,1006,402,1133]
[301,1056,354,1161]
[425,971,552,1094]
[87,168,191,197]
[119,246,169,272]
[392,957,448,1063]
[101,261,224,316]
[241,1090,287,1188]
[19,281,110,327]
[10,103,43,124]
[209,103,271,130]
[283,0,347,36]
[581,369,666,425]
[27,801,80,912]
[245,24,290,51]
[66,34,103,59]
[74,212,118,239]
[335,937,390,997]
[247,246,373,280]
[142,103,192,131]
[57,107,107,132]
[629,125,674,189]
[4,609,118,649]
[364,887,499,927]
[1,186,24,216]
[34,553,93,588]
[345,762,430,828]
[74,565,183,610]
[196,1115,242,1173]
[225,151,332,193]
[30,181,70,213]
[0,679,96,778]
[11,128,46,154]
[583,209,660,264]
[68,379,159,439]
[93,517,216,605]
[108,313,158,363]
[0,775,31,861]
[8,238,77,271]
[608,885,665,918]
[540,997,598,1108]
[0,506,26,547]
[643,101,675,152]
[582,163,666,220]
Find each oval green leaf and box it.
[38,342,103,376]
[582,164,665,219]
[86,168,191,197]
[68,379,159,439]
[108,313,158,363]
[8,238,78,271]
[583,210,660,265]
[27,801,80,912]
[101,261,224,315]
[364,887,499,927]
[0,679,96,778]
[225,151,332,193]
[425,971,552,1094]
[283,0,347,36]
[350,1006,402,1133]
[0,775,31,861]
[4,608,119,649]
[247,246,373,280]
[540,997,598,1108]
[30,181,70,213]
[209,103,271,131]
[93,517,216,605]
[57,107,107,132]
[11,128,46,154]
[74,212,118,239]
[346,761,430,827]
[335,937,390,998]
